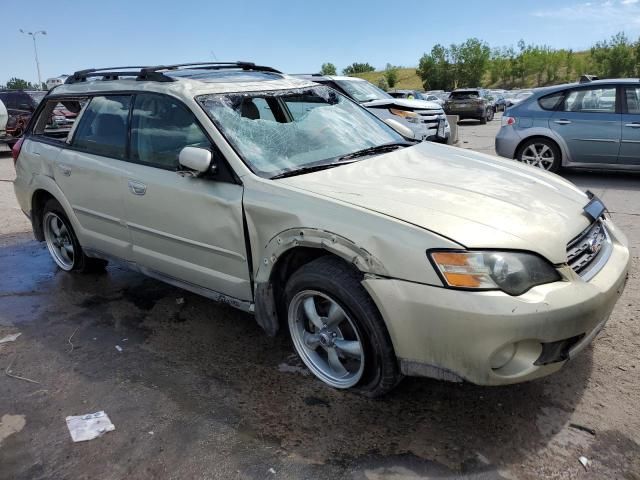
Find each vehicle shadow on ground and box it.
[0,239,594,478]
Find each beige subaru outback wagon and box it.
[12,62,630,396]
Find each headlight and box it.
[389,108,420,123]
[428,250,561,296]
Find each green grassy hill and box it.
[353,51,592,90]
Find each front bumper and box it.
[363,220,630,386]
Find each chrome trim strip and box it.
[574,138,620,143]
[621,139,640,144]
[126,222,246,261]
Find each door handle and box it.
[58,164,72,176]
[554,119,572,125]
[128,180,147,196]
[625,122,640,128]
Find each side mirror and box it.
[178,146,215,175]
[383,118,415,140]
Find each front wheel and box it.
[42,199,108,272]
[516,138,561,172]
[284,256,401,397]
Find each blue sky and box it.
[4,0,640,86]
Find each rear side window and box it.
[624,86,640,114]
[32,97,87,142]
[130,94,210,169]
[538,91,564,111]
[562,87,616,113]
[72,95,131,159]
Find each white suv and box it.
[12,62,630,396]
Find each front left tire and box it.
[284,256,402,397]
[42,198,108,272]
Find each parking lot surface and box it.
[0,123,638,479]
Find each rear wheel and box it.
[284,256,401,397]
[516,138,561,172]
[42,199,108,272]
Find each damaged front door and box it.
[122,93,252,302]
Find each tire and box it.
[487,108,495,122]
[284,256,401,397]
[516,138,561,173]
[479,113,487,125]
[42,198,108,273]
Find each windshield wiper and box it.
[337,142,412,161]
[270,160,357,179]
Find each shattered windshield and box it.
[197,86,403,178]
[334,80,392,103]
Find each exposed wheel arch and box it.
[253,229,388,336]
[31,189,57,241]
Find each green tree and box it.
[6,77,33,90]
[417,44,452,90]
[591,32,636,77]
[342,62,375,75]
[456,38,491,87]
[383,63,400,88]
[320,63,336,75]
[377,76,389,91]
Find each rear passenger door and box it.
[123,93,251,301]
[549,85,621,165]
[55,95,133,260]
[620,85,640,165]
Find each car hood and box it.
[363,98,442,111]
[278,143,592,264]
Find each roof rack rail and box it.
[65,62,282,84]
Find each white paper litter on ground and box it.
[65,411,115,442]
[0,333,21,344]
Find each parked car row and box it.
[10,62,630,396]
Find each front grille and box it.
[566,219,610,279]
[415,108,446,128]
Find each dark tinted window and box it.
[72,95,131,159]
[538,91,564,110]
[450,91,480,100]
[130,94,210,169]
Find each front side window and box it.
[197,86,404,177]
[334,80,392,102]
[624,86,640,114]
[563,87,616,113]
[130,94,210,169]
[72,95,131,159]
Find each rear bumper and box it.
[495,126,521,159]
[363,219,630,385]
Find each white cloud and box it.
[532,0,640,36]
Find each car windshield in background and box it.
[450,91,480,100]
[197,86,404,178]
[334,79,392,102]
[515,92,533,99]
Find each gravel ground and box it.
[0,124,638,480]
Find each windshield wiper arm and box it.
[337,142,411,161]
[270,160,356,180]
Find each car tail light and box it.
[12,137,25,167]
[502,116,516,126]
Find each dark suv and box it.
[444,89,495,124]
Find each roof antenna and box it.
[210,50,219,61]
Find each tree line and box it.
[321,32,640,91]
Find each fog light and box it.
[491,343,517,370]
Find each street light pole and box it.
[19,29,47,89]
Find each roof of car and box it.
[50,64,317,98]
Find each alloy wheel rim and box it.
[288,290,365,388]
[521,143,555,170]
[43,212,75,270]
